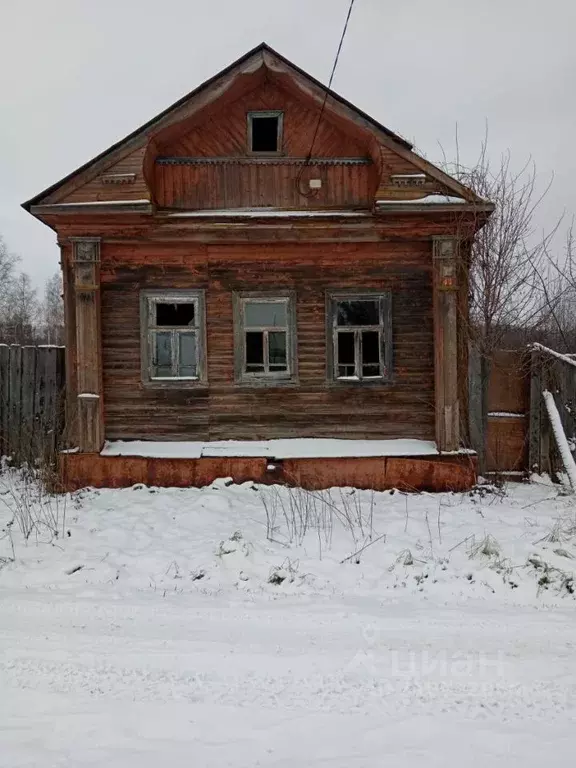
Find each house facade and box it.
[24,44,492,491]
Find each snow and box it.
[376,194,467,205]
[488,411,526,418]
[167,208,370,218]
[542,390,576,489]
[532,342,576,368]
[102,437,440,459]
[77,392,100,399]
[1,471,576,766]
[52,199,151,206]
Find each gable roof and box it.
[23,42,479,211]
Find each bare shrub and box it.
[0,465,68,546]
[258,484,378,560]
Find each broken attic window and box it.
[248,112,283,153]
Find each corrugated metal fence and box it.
[0,344,65,461]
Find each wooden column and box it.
[433,237,460,452]
[61,244,78,446]
[71,238,103,453]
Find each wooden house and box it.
[23,43,492,491]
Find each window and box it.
[234,293,297,384]
[247,111,283,153]
[140,290,206,386]
[327,293,392,382]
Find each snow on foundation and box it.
[101,438,440,459]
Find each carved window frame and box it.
[233,291,298,386]
[326,291,393,385]
[140,289,207,388]
[247,110,284,155]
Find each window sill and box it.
[235,377,299,389]
[142,379,208,390]
[328,377,394,388]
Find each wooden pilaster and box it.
[71,238,103,453]
[433,238,460,452]
[60,245,78,445]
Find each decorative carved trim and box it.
[71,238,101,263]
[390,173,427,187]
[100,173,137,184]
[156,156,372,167]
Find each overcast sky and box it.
[1,0,574,286]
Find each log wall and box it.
[100,240,435,442]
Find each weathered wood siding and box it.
[154,161,374,210]
[153,82,376,209]
[100,241,435,441]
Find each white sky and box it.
[1,0,574,285]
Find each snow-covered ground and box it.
[1,471,575,766]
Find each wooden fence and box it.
[529,344,576,476]
[0,344,65,460]
[470,345,576,476]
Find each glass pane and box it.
[268,331,287,371]
[153,332,172,377]
[336,299,379,326]
[178,332,197,378]
[245,301,287,328]
[246,331,265,372]
[155,302,195,327]
[362,365,381,378]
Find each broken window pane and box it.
[178,332,197,378]
[155,302,195,327]
[246,331,265,372]
[245,301,287,327]
[251,116,279,152]
[268,331,287,370]
[336,300,379,327]
[337,331,356,377]
[153,332,172,377]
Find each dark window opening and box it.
[156,302,195,327]
[361,331,380,378]
[246,331,265,372]
[250,115,280,152]
[331,294,390,382]
[337,300,380,327]
[337,332,356,378]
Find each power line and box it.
[297,0,358,197]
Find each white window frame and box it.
[247,110,284,155]
[327,291,392,384]
[140,289,206,387]
[233,292,297,385]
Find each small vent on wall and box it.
[390,173,427,187]
[100,173,137,185]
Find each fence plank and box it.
[21,346,37,457]
[0,345,10,455]
[528,350,542,473]
[0,344,65,461]
[8,345,23,458]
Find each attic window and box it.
[248,111,283,153]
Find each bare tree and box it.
[0,235,19,332]
[441,132,561,466]
[40,272,65,345]
[2,272,39,345]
